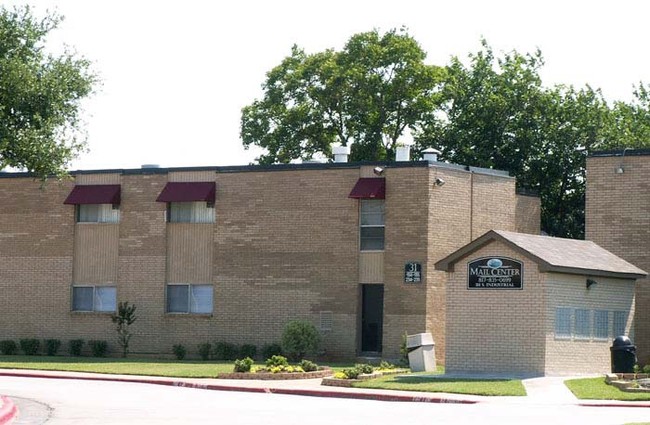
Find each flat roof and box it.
[0,160,512,179]
[590,148,650,158]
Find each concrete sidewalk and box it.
[1,368,649,410]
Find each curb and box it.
[579,402,650,408]
[0,396,18,425]
[0,371,476,405]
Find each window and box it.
[555,307,572,338]
[613,311,627,337]
[77,204,120,223]
[72,286,116,312]
[574,309,591,338]
[168,202,215,223]
[593,310,609,340]
[360,199,384,251]
[167,284,213,314]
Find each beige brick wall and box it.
[446,240,546,375]
[0,162,535,360]
[544,273,635,375]
[586,154,650,363]
[515,194,541,235]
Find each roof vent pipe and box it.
[422,148,441,163]
[396,145,410,161]
[332,145,350,163]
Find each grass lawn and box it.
[0,355,354,378]
[565,377,650,401]
[353,373,526,396]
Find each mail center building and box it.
[0,157,539,360]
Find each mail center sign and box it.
[467,257,523,289]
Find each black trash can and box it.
[610,336,637,373]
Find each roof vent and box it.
[332,145,350,163]
[422,148,441,163]
[396,145,411,161]
[141,164,161,169]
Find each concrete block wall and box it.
[544,273,635,375]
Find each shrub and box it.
[69,339,84,356]
[261,343,283,359]
[197,342,212,361]
[379,360,396,370]
[342,368,360,379]
[355,363,374,375]
[89,340,108,357]
[299,359,318,372]
[45,339,62,356]
[213,342,239,361]
[0,340,18,355]
[265,355,289,368]
[111,301,137,358]
[172,344,187,360]
[19,338,40,355]
[233,357,254,373]
[400,332,409,366]
[240,344,257,359]
[643,364,650,374]
[281,320,321,361]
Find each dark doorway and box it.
[361,284,384,353]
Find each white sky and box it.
[6,0,650,170]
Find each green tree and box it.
[241,28,444,164]
[0,6,96,178]
[416,41,648,238]
[111,301,137,358]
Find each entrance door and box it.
[361,284,384,353]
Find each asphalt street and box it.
[1,376,650,424]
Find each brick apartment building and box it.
[586,149,650,364]
[0,154,539,361]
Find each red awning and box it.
[348,178,386,199]
[156,182,216,203]
[64,185,121,205]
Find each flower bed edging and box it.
[605,373,650,393]
[321,372,382,387]
[218,367,332,380]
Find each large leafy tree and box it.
[415,41,648,238]
[0,6,96,178]
[241,28,445,164]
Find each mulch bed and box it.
[218,367,332,380]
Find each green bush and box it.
[400,332,409,366]
[89,340,108,357]
[19,338,40,355]
[355,363,374,375]
[261,343,283,359]
[643,364,650,374]
[45,339,62,356]
[197,342,212,361]
[342,368,360,379]
[265,355,289,368]
[281,320,321,361]
[379,360,396,370]
[240,344,257,359]
[233,357,254,373]
[69,339,84,356]
[299,359,318,372]
[0,340,18,355]
[172,344,187,360]
[213,342,239,361]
